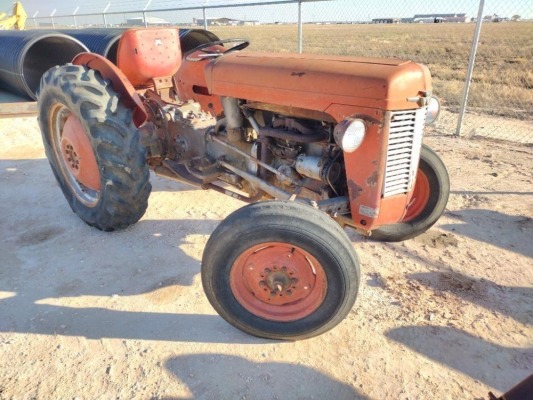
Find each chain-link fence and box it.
[24,0,533,144]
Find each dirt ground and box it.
[0,116,531,400]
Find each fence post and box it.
[102,3,111,28]
[32,11,38,28]
[203,7,208,30]
[298,0,303,53]
[456,0,485,136]
[50,9,56,29]
[143,0,152,28]
[73,6,79,29]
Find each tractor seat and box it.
[117,28,182,88]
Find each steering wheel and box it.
[184,39,250,62]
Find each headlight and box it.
[333,118,366,153]
[425,96,440,125]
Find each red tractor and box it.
[37,28,449,340]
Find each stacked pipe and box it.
[58,28,125,64]
[178,28,220,54]
[0,28,222,101]
[0,30,89,100]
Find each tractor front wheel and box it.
[38,64,151,231]
[201,201,360,340]
[370,144,450,242]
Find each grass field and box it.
[211,22,533,120]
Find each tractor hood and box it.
[206,52,432,114]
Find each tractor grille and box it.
[382,108,427,198]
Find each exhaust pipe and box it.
[0,30,89,100]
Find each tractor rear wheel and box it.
[201,201,360,340]
[38,64,151,231]
[370,144,449,242]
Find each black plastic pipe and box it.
[58,28,220,63]
[0,30,89,100]
[178,28,220,54]
[58,29,124,64]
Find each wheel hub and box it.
[60,114,101,191]
[230,242,327,322]
[264,268,292,293]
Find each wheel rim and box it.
[402,168,430,222]
[50,104,101,207]
[230,242,327,322]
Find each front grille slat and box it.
[382,108,426,198]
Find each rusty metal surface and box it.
[259,127,327,143]
[243,102,335,122]
[117,28,182,88]
[229,242,327,322]
[208,52,431,115]
[60,114,101,191]
[175,45,226,115]
[316,196,350,216]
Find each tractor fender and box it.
[72,52,147,127]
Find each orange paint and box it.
[229,242,327,322]
[207,52,431,112]
[61,114,101,191]
[76,30,433,232]
[117,28,182,87]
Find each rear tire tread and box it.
[39,64,151,231]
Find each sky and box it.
[2,0,531,24]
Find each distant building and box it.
[372,18,400,24]
[413,13,468,23]
[194,17,259,26]
[493,16,509,22]
[125,16,172,26]
[483,14,508,22]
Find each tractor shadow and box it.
[162,354,367,400]
[149,171,200,193]
[369,238,533,326]
[0,215,263,344]
[386,326,533,392]
[406,271,533,326]
[440,208,533,258]
[0,158,261,344]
